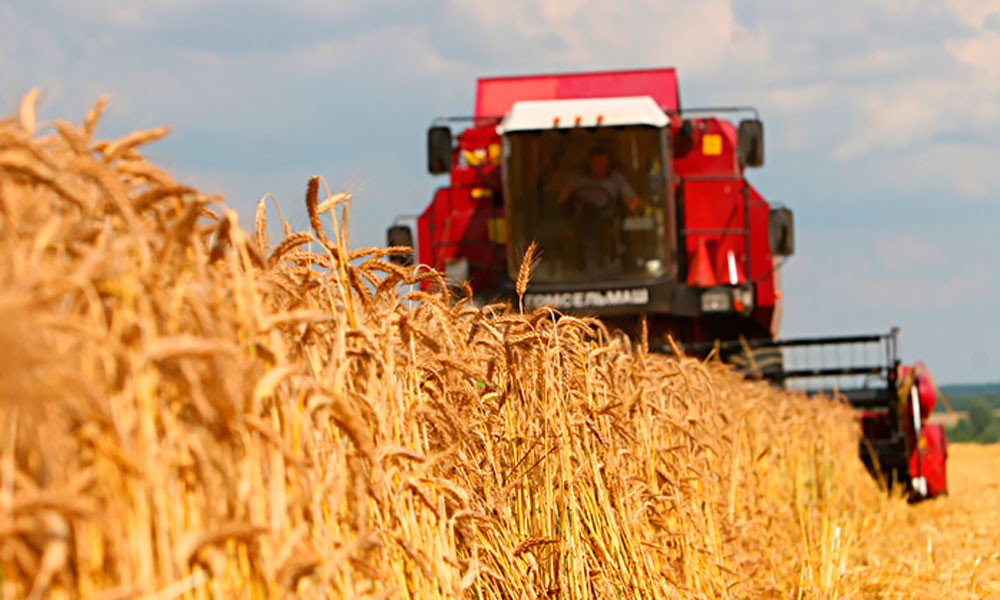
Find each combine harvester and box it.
[387,67,947,501]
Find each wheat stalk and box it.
[18,88,40,136]
[515,241,538,312]
[0,91,973,600]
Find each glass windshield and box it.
[503,126,676,285]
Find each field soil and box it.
[851,443,1000,598]
[928,409,1000,428]
[928,411,964,428]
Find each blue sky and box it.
[3,0,998,384]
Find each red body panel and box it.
[417,124,506,290]
[913,424,948,497]
[475,68,680,118]
[670,116,778,332]
[904,362,937,416]
[747,187,777,312]
[680,179,749,285]
[450,126,503,187]
[672,119,739,177]
[901,363,946,498]
[418,187,505,291]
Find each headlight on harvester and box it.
[700,287,755,314]
[734,288,754,314]
[701,289,731,312]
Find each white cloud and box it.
[947,29,1000,77]
[945,0,1000,27]
[874,233,947,271]
[278,0,367,20]
[836,264,991,310]
[47,0,201,29]
[790,242,992,313]
[443,0,761,75]
[878,142,1000,198]
[704,1,1000,169]
[766,84,836,115]
[831,79,955,159]
[281,24,470,77]
[44,0,367,30]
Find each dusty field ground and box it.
[928,410,1000,428]
[928,412,965,428]
[848,443,1000,598]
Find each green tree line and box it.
[937,383,1000,412]
[946,396,1000,444]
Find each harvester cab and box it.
[498,96,675,292]
[392,68,793,348]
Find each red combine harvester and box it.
[387,67,947,501]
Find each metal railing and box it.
[675,329,903,410]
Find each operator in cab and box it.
[557,146,644,278]
[557,146,641,214]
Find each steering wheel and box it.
[567,184,617,218]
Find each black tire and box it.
[726,346,786,386]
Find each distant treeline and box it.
[937,383,1000,444]
[937,383,1000,412]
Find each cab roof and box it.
[497,96,668,134]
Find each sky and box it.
[2,0,998,384]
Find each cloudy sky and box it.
[3,0,998,384]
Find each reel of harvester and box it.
[675,328,948,501]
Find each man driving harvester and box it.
[558,146,643,277]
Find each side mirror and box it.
[768,207,795,257]
[427,126,453,175]
[386,225,415,266]
[738,119,765,168]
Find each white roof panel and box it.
[497,96,668,133]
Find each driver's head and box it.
[587,146,610,178]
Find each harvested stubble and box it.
[0,93,928,599]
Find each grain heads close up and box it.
[0,92,897,598]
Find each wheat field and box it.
[0,93,995,599]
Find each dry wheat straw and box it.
[0,91,985,600]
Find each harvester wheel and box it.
[727,346,785,385]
